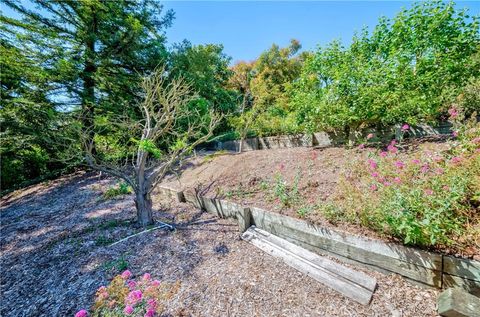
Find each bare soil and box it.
[1,172,438,316]
[164,144,435,240]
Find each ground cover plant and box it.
[316,110,480,251]
[75,270,180,317]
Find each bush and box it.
[75,270,180,317]
[290,1,479,137]
[318,111,480,250]
[103,182,132,199]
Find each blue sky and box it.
[3,1,479,63]
[163,1,480,63]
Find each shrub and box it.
[290,1,479,137]
[103,182,132,199]
[318,111,480,250]
[75,270,180,317]
[272,168,302,208]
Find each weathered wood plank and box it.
[254,226,377,292]
[443,274,480,297]
[242,227,376,305]
[437,288,480,317]
[237,207,251,232]
[250,207,442,287]
[444,256,480,282]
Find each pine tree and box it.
[1,0,174,153]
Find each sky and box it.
[2,1,479,64]
[163,1,480,63]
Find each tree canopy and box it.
[1,0,479,191]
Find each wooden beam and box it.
[242,226,377,305]
[437,288,480,317]
[250,206,442,287]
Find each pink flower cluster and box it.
[75,310,88,317]
[76,270,164,317]
[448,107,458,118]
[122,270,163,317]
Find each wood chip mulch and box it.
[1,172,438,316]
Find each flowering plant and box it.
[319,110,480,250]
[75,271,180,317]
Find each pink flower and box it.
[473,137,480,144]
[412,159,421,165]
[435,168,444,175]
[371,172,379,178]
[367,159,377,170]
[451,157,462,164]
[75,310,88,317]
[358,143,365,149]
[367,133,374,140]
[147,298,157,309]
[279,163,285,171]
[390,140,397,146]
[424,189,434,196]
[442,185,450,191]
[97,286,109,300]
[380,151,388,158]
[145,309,156,317]
[387,144,398,154]
[127,280,137,290]
[126,290,143,305]
[124,305,134,315]
[370,184,377,191]
[421,164,429,173]
[395,161,405,169]
[121,270,132,280]
[452,131,458,137]
[151,280,161,287]
[393,177,402,184]
[143,273,151,281]
[401,124,409,131]
[448,107,458,118]
[383,181,392,187]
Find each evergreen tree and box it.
[1,0,174,152]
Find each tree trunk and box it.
[135,190,154,226]
[81,6,98,155]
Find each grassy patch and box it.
[102,255,129,273]
[103,182,132,199]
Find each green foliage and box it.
[103,182,132,199]
[319,115,480,249]
[0,0,173,190]
[101,256,129,273]
[291,1,480,137]
[169,41,236,133]
[297,205,313,218]
[273,170,302,208]
[0,39,75,191]
[138,139,163,159]
[230,40,307,137]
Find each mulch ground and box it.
[0,172,438,316]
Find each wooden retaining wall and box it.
[160,186,480,293]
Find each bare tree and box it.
[81,66,221,226]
